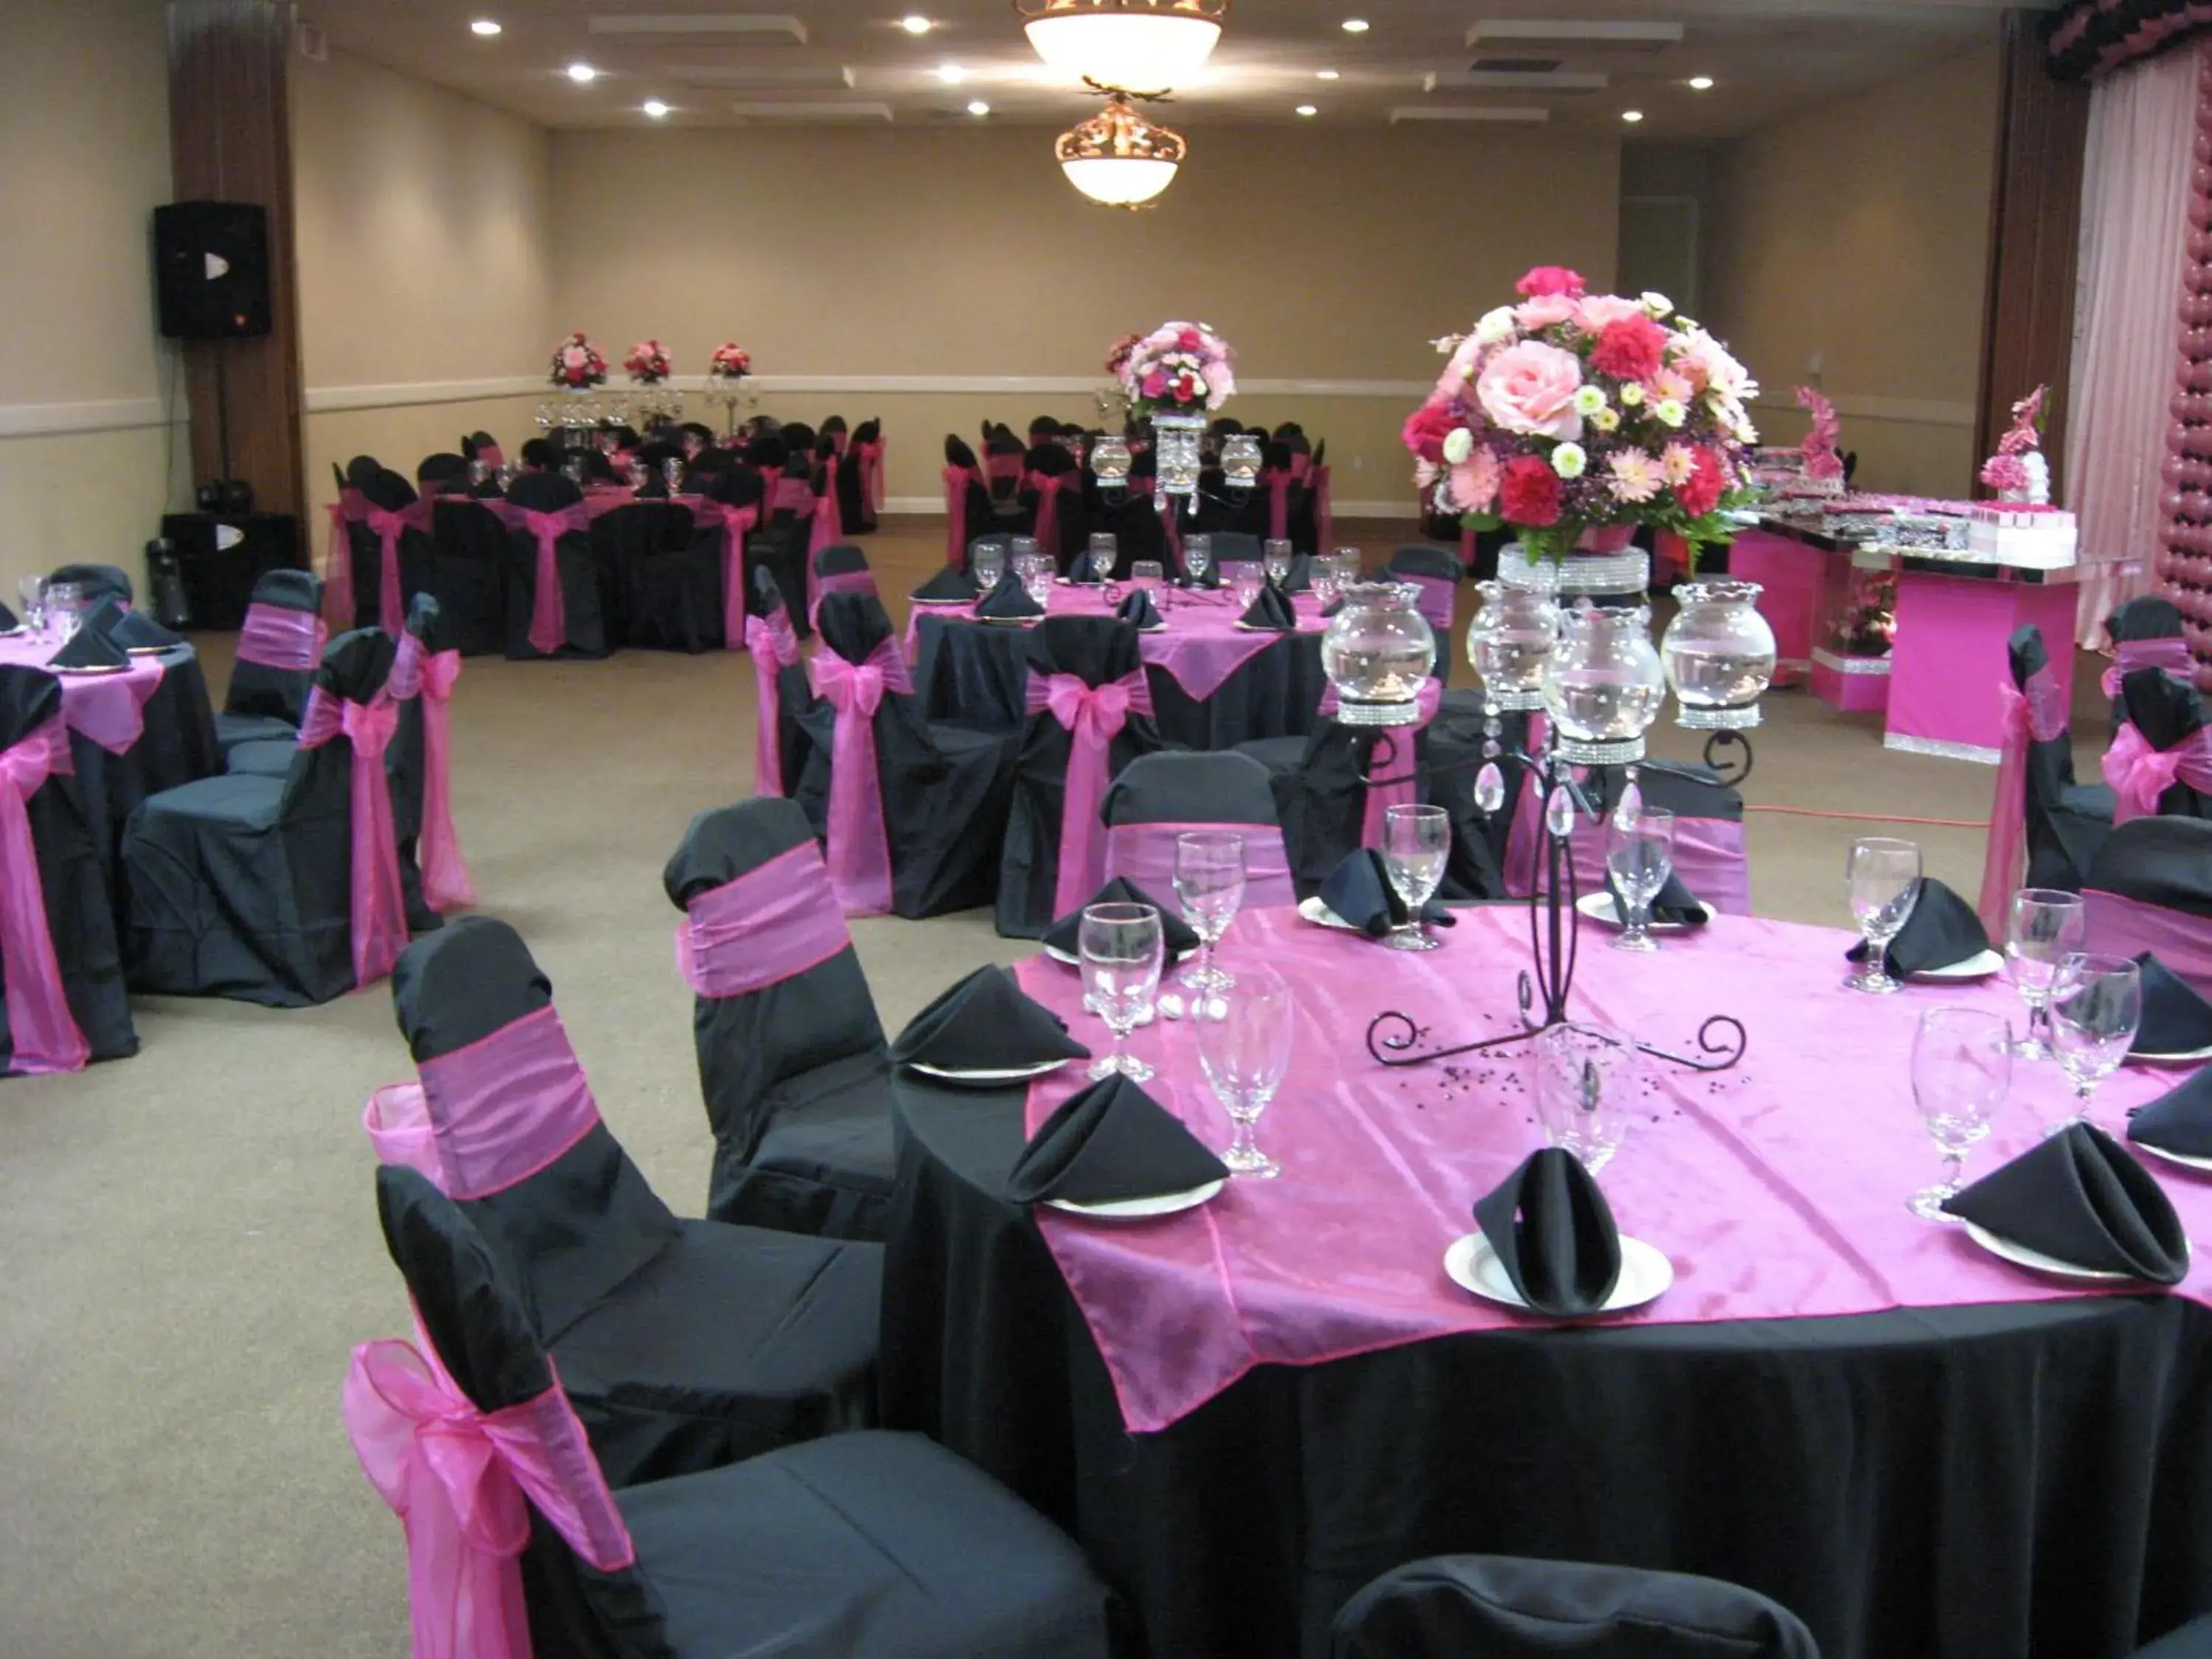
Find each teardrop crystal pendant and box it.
[1545,782,1576,841]
[1475,760,1506,815]
[1613,776,1644,827]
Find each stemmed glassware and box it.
[1183,535,1212,588]
[1843,837,1922,994]
[467,459,491,493]
[627,459,651,492]
[1228,564,1263,612]
[1009,536,1040,568]
[1079,902,1164,1082]
[15,576,44,635]
[1532,1022,1638,1175]
[1173,831,1245,993]
[1086,533,1117,580]
[1310,561,1341,610]
[44,582,84,642]
[2047,953,2142,1130]
[1907,1006,2011,1219]
[2003,888,2086,1060]
[1130,560,1165,591]
[1196,964,1292,1178]
[1604,805,1676,953]
[973,540,1006,589]
[662,456,685,498]
[1381,804,1450,951]
[1263,540,1293,585]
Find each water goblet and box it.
[1331,549,1363,585]
[44,582,84,642]
[1079,902,1164,1082]
[662,456,685,497]
[1131,560,1165,592]
[1843,837,1921,994]
[1009,536,1040,569]
[1183,535,1212,587]
[1228,564,1263,613]
[1311,563,1341,609]
[1087,533,1118,579]
[2048,953,2142,1130]
[1196,964,1292,1178]
[1532,1022,1639,1175]
[973,541,1006,589]
[1263,539,1293,585]
[1907,1005,2010,1219]
[467,459,491,493]
[627,459,650,491]
[1604,806,1676,953]
[1173,831,1245,993]
[1381,804,1450,951]
[2003,888,2085,1060]
[16,575,44,634]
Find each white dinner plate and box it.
[2129,1043,2212,1068]
[52,661,128,675]
[1443,1232,1674,1315]
[1231,619,1293,633]
[1296,897,1362,933]
[908,596,972,607]
[975,615,1040,627]
[1909,949,2006,983]
[2133,1141,2212,1175]
[1573,891,1698,933]
[1045,1178,1225,1220]
[903,1057,1071,1085]
[1959,1220,2146,1283]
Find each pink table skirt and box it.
[0,628,167,753]
[1017,905,2212,1435]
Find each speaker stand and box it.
[212,338,234,491]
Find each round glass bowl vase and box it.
[1322,581,1438,726]
[1540,599,1667,764]
[1467,578,1559,712]
[1660,579,1775,729]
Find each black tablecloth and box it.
[881,1073,2212,1659]
[74,643,221,923]
[912,613,1329,750]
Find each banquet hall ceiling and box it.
[299,0,2014,137]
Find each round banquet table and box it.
[909,582,1329,749]
[880,904,2212,1659]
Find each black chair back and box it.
[2110,596,2187,643]
[226,568,324,726]
[47,563,133,606]
[2009,625,2112,888]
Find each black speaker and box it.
[160,512,299,629]
[153,201,271,340]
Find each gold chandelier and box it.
[1055,91,1187,209]
[1014,0,1228,97]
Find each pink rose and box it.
[1476,341,1585,441]
[1141,369,1167,398]
[1514,295,1579,332]
[1449,448,1502,514]
[1401,400,1459,465]
[1575,294,1646,333]
[1516,265,1588,299]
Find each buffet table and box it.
[881,904,2212,1659]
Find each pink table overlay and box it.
[0,630,168,754]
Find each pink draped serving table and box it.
[1882,565,2081,764]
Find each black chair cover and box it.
[0,668,136,1068]
[995,616,1161,936]
[1102,748,1279,830]
[2138,1613,2212,1656]
[213,568,323,757]
[347,469,436,634]
[665,800,895,1240]
[2111,597,2188,644]
[502,472,608,659]
[417,452,470,493]
[1332,1556,1820,1659]
[747,453,815,641]
[837,417,880,536]
[122,628,398,1006]
[425,496,509,658]
[389,594,443,935]
[390,918,883,1487]
[2086,817,2212,919]
[1018,443,1089,567]
[1388,545,1463,583]
[593,501,706,652]
[48,563,134,606]
[2011,625,2115,889]
[779,422,817,458]
[2120,666,2212,821]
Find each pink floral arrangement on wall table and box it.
[624,339,674,384]
[1116,321,1236,416]
[549,332,607,389]
[1980,384,2048,500]
[708,342,753,382]
[1403,266,1760,563]
[1796,386,1844,481]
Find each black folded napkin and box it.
[105,607,181,651]
[1845,877,1986,977]
[1003,1074,1230,1206]
[1278,553,1314,594]
[2131,953,2212,1055]
[1942,1122,2188,1283]
[1239,585,1297,632]
[1321,596,1346,619]
[1064,549,1108,585]
[2128,1068,2212,1158]
[974,573,1045,621]
[1117,589,1164,630]
[1604,869,1711,928]
[48,625,130,672]
[0,599,18,632]
[1041,877,1201,960]
[1317,849,1455,940]
[891,965,1091,1074]
[911,565,979,602]
[82,597,128,639]
[1472,1147,1624,1315]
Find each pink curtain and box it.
[2067,41,2202,642]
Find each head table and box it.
[881,902,2212,1659]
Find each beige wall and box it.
[0,0,184,594]
[1704,41,2002,499]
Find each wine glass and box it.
[2047,953,2141,1130]
[1532,1022,1638,1175]
[44,582,83,642]
[1263,539,1293,585]
[1228,564,1263,612]
[1024,563,1054,609]
[1183,535,1212,587]
[1604,806,1676,953]
[16,575,44,634]
[1311,560,1341,610]
[467,459,491,493]
[662,456,685,498]
[1907,1006,2011,1220]
[1844,838,1921,994]
[1381,804,1450,952]
[1010,536,1040,568]
[627,458,650,491]
[1085,533,1116,580]
[1079,902,1164,1082]
[1131,560,1165,592]
[1196,964,1292,1178]
[973,540,1006,589]
[1174,831,1245,993]
[2003,888,2086,1060]
[1332,549,1363,585]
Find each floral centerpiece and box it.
[1796,386,1844,481]
[1403,266,1759,563]
[623,339,673,384]
[708,342,753,383]
[1980,384,2050,504]
[1116,320,1235,417]
[549,331,607,390]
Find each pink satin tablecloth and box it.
[0,628,167,753]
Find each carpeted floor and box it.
[0,518,2107,1658]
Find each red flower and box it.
[1178,327,1203,350]
[1500,456,1564,526]
[1515,265,1588,300]
[1400,402,1459,465]
[1590,315,1669,383]
[1675,446,1726,517]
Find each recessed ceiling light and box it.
[1316,69,1339,80]
[1341,18,1369,32]
[1295,103,1318,116]
[567,62,599,83]
[936,63,967,83]
[1688,75,1714,91]
[900,14,933,34]
[967,99,990,116]
[643,99,671,118]
[470,18,501,38]
[1621,108,1644,122]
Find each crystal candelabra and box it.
[1090,415,1260,521]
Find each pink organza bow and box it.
[324,495,364,631]
[2101,636,2199,698]
[942,465,975,567]
[807,639,911,915]
[520,510,573,655]
[344,1336,633,1659]
[298,690,409,985]
[712,503,762,651]
[1977,681,2040,935]
[237,602,327,672]
[859,440,886,515]
[0,718,88,1074]
[392,638,475,913]
[1028,668,1155,916]
[1267,471,1294,543]
[366,507,414,638]
[745,613,801,798]
[2104,722,2212,824]
[1029,473,1065,560]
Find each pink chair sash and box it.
[364,505,422,638]
[674,843,852,997]
[344,1334,633,1659]
[2101,636,2198,698]
[296,688,409,987]
[1028,472,1068,558]
[2084,889,2212,996]
[1320,681,1443,849]
[858,439,886,515]
[985,452,1024,488]
[745,612,801,798]
[710,502,762,651]
[2104,722,2212,824]
[1026,667,1156,917]
[390,637,474,913]
[1267,471,1293,543]
[237,603,327,672]
[807,637,913,916]
[807,568,879,632]
[1978,670,2072,933]
[520,507,587,656]
[324,491,366,631]
[1289,452,1312,483]
[1103,821,1296,909]
[406,1005,600,1199]
[942,465,983,566]
[0,717,88,1075]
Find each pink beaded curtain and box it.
[2162,48,2212,684]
